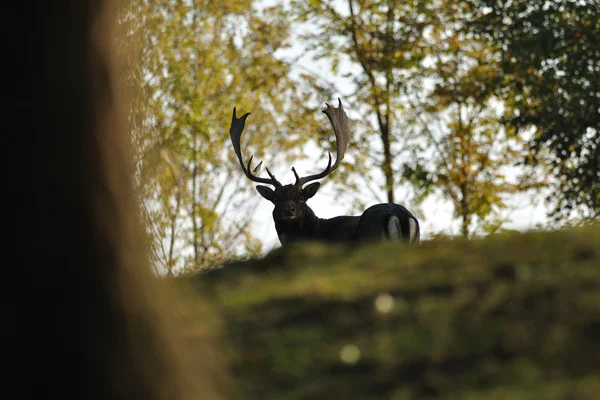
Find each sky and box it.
[246,2,551,254]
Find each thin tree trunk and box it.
[348,0,396,204]
[460,182,469,238]
[190,1,200,266]
[167,173,182,274]
[458,101,469,238]
[383,0,395,204]
[191,135,200,265]
[381,123,394,203]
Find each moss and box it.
[180,225,600,399]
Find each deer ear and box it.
[256,185,276,201]
[303,182,321,199]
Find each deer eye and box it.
[299,196,306,203]
[272,198,278,203]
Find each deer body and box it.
[275,204,419,246]
[230,98,421,247]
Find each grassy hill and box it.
[178,225,600,400]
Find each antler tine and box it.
[296,98,349,187]
[230,107,282,187]
[291,167,301,184]
[252,160,263,174]
[265,167,281,185]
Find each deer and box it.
[229,98,420,247]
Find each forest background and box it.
[117,0,599,276]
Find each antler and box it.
[229,107,282,187]
[294,98,350,187]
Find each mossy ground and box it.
[177,225,600,400]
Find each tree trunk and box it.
[191,1,201,266]
[191,135,200,265]
[461,182,469,238]
[10,1,225,398]
[380,123,395,204]
[347,0,395,204]
[382,0,395,204]
[458,101,469,238]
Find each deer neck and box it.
[274,206,323,245]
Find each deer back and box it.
[353,204,420,244]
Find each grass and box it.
[177,225,600,399]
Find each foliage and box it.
[468,0,600,223]
[401,0,548,238]
[116,0,599,268]
[180,224,600,399]
[288,0,442,205]
[118,0,323,273]
[288,0,546,237]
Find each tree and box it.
[468,0,600,223]
[289,0,545,237]
[11,0,226,397]
[402,0,546,238]
[289,0,440,204]
[119,0,321,273]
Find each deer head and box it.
[229,98,350,226]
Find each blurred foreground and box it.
[178,225,600,400]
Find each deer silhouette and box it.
[230,98,420,247]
